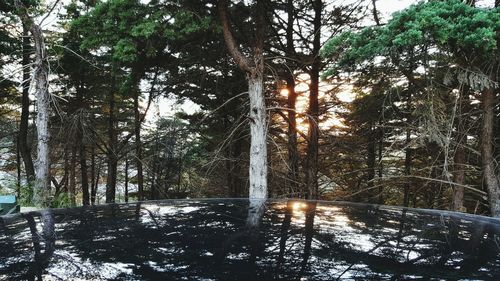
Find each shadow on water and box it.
[0,199,499,280]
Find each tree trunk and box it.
[19,22,35,183]
[125,154,129,203]
[16,134,21,197]
[106,151,118,203]
[366,123,376,203]
[69,142,77,206]
[150,141,158,199]
[79,141,89,205]
[452,144,465,211]
[481,87,500,216]
[377,124,384,204]
[218,0,268,199]
[248,75,268,199]
[29,20,51,207]
[286,75,299,196]
[15,1,51,206]
[285,0,299,197]
[90,144,96,205]
[134,88,144,201]
[304,0,322,200]
[106,74,118,203]
[452,90,468,211]
[305,69,319,199]
[92,162,100,205]
[61,145,69,194]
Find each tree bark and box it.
[285,0,299,196]
[481,87,500,216]
[452,143,465,211]
[32,22,51,207]
[248,75,268,199]
[305,0,322,199]
[16,133,21,197]
[92,161,100,205]
[76,81,90,205]
[150,140,159,199]
[125,154,129,203]
[16,2,51,207]
[305,67,319,199]
[286,75,299,196]
[133,85,144,201]
[366,123,376,203]
[79,141,89,205]
[19,22,35,183]
[452,90,469,211]
[69,141,77,206]
[377,123,384,204]
[105,73,118,203]
[90,144,96,205]
[218,0,268,199]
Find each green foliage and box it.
[51,193,72,209]
[163,11,212,40]
[113,38,137,62]
[18,183,34,206]
[72,0,211,65]
[323,0,499,76]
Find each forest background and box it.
[1,0,500,216]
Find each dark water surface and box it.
[1,199,499,280]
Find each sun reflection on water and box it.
[292,201,307,213]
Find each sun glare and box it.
[292,201,307,213]
[280,88,289,96]
[277,74,353,134]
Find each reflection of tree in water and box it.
[58,201,253,279]
[0,200,499,280]
[291,204,500,279]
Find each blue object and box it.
[0,195,20,215]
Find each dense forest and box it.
[0,0,499,216]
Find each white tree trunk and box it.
[32,24,51,207]
[218,0,268,200]
[248,76,268,199]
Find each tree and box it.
[323,0,499,215]
[218,0,268,199]
[15,0,51,207]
